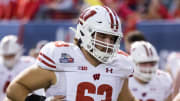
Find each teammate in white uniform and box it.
[165,52,180,79]
[166,52,180,99]
[129,41,172,101]
[0,35,35,100]
[4,6,138,101]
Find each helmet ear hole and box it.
[80,30,84,36]
[76,38,82,48]
[91,32,95,37]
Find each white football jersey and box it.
[0,56,35,100]
[129,70,172,101]
[37,41,135,101]
[166,52,180,78]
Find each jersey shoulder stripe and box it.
[39,52,55,64]
[37,42,57,70]
[37,41,74,70]
[117,50,129,57]
[37,57,56,68]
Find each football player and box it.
[4,6,138,101]
[0,35,39,99]
[165,52,180,79]
[129,41,172,101]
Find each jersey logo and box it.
[78,66,88,71]
[150,88,156,91]
[93,73,100,80]
[59,53,74,63]
[142,92,147,97]
[106,68,113,73]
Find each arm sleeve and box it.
[25,94,46,101]
[164,72,173,98]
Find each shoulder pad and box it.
[111,54,135,78]
[36,41,74,71]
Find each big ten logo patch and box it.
[78,66,88,71]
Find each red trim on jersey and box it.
[38,57,56,68]
[118,50,129,56]
[104,6,114,29]
[39,52,55,64]
[55,41,70,47]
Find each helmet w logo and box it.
[79,9,97,25]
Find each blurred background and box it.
[0,0,180,69]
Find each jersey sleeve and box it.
[125,56,135,78]
[157,70,173,98]
[164,72,173,98]
[115,51,135,79]
[36,42,57,71]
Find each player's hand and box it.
[45,95,66,101]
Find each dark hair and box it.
[125,30,146,44]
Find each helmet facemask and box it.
[134,61,158,82]
[85,32,121,63]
